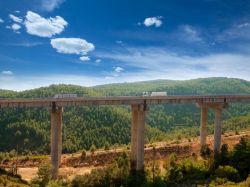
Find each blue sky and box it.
[0,0,250,90]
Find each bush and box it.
[214,165,240,182]
[231,137,250,179]
[90,145,96,155]
[72,153,130,187]
[210,177,232,186]
[104,142,110,151]
[200,144,211,159]
[214,144,230,167]
[32,163,52,187]
[80,150,86,161]
[46,180,69,187]
[165,158,209,185]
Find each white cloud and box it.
[41,0,65,12]
[0,18,4,23]
[24,11,68,38]
[143,16,162,27]
[80,56,90,61]
[114,67,124,73]
[95,59,101,63]
[9,14,23,23]
[97,46,250,81]
[1,49,250,91]
[181,25,202,42]
[5,42,43,47]
[51,38,95,55]
[217,22,250,41]
[11,23,21,33]
[2,70,13,75]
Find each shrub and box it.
[165,164,183,185]
[210,177,231,186]
[231,137,250,179]
[200,144,211,159]
[214,165,240,182]
[72,153,130,187]
[165,158,209,185]
[104,142,110,151]
[46,180,69,187]
[214,144,230,168]
[32,163,52,187]
[90,145,96,155]
[80,150,86,161]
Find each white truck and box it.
[53,94,77,99]
[142,92,167,96]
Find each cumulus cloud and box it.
[114,67,124,73]
[50,38,95,55]
[9,14,23,23]
[2,70,13,75]
[0,18,4,23]
[41,0,65,12]
[24,11,68,38]
[11,23,21,33]
[80,56,90,61]
[143,16,162,27]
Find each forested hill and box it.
[93,77,250,96]
[0,77,250,154]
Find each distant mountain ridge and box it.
[93,77,250,96]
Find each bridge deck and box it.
[1,95,250,108]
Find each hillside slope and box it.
[0,77,250,154]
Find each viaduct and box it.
[1,95,250,179]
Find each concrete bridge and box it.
[1,94,250,179]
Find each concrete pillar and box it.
[200,107,208,146]
[214,107,222,154]
[51,102,63,179]
[130,104,146,171]
[136,106,145,170]
[130,104,139,171]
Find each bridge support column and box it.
[200,107,208,147]
[51,102,63,179]
[131,104,147,172]
[214,107,222,154]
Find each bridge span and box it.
[1,94,250,179]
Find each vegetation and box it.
[0,168,29,187]
[70,137,250,187]
[0,135,249,186]
[0,77,250,186]
[0,78,250,155]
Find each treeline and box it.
[0,77,250,154]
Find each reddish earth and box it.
[1,130,249,181]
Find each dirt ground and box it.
[2,130,249,182]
